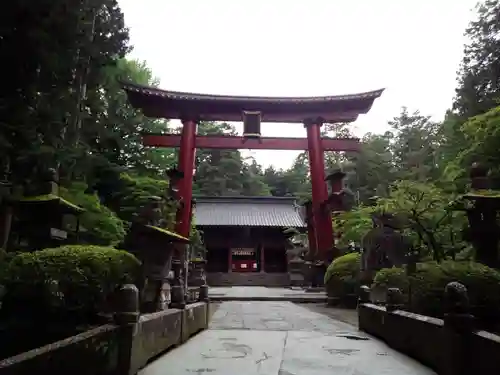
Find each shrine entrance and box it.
[195,196,300,284]
[231,248,258,272]
[122,82,383,262]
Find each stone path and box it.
[140,301,435,375]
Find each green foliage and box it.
[457,105,500,182]
[2,245,140,318]
[262,153,311,200]
[344,131,395,202]
[0,0,130,183]
[336,181,469,262]
[373,261,500,320]
[324,252,361,298]
[90,58,175,176]
[333,206,376,247]
[108,173,176,225]
[60,183,126,246]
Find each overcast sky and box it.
[119,0,478,169]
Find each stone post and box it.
[386,287,403,312]
[114,284,140,325]
[357,285,371,329]
[358,285,371,304]
[113,284,140,375]
[442,281,474,375]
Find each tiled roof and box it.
[122,81,385,104]
[121,81,384,123]
[193,196,306,228]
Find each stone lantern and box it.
[454,163,500,268]
[122,196,190,312]
[187,258,208,302]
[325,169,346,195]
[9,168,84,251]
[166,167,184,200]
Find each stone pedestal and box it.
[188,259,209,302]
[288,259,305,287]
[188,259,207,286]
[312,262,326,287]
[302,261,313,287]
[170,259,186,309]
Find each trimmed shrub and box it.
[1,245,141,320]
[373,261,500,322]
[60,183,126,246]
[324,252,361,303]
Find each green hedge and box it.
[373,261,500,321]
[1,245,141,319]
[324,252,361,299]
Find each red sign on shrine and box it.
[232,248,255,256]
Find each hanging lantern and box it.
[242,110,262,138]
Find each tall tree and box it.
[85,58,175,178]
[389,108,443,182]
[346,132,395,203]
[454,0,500,118]
[0,0,130,184]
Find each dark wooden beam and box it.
[143,134,360,152]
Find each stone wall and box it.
[358,285,500,375]
[0,303,210,375]
[207,272,289,286]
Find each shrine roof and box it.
[193,196,306,228]
[121,81,384,123]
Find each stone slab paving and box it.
[140,301,435,375]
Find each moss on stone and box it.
[144,225,189,242]
[17,194,84,213]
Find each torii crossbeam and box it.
[122,81,383,261]
[143,134,361,151]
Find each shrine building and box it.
[193,196,306,286]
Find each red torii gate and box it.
[122,82,383,260]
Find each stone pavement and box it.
[209,286,327,302]
[139,301,435,375]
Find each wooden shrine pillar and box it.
[174,117,197,238]
[304,118,333,260]
[260,246,265,273]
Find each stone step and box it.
[207,272,290,287]
[208,295,327,303]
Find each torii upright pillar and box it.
[304,118,334,261]
[174,118,197,239]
